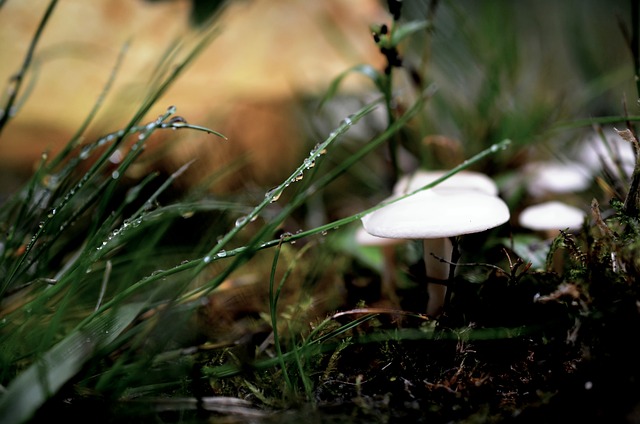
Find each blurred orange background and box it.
[0,0,386,192]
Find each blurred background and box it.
[0,0,634,199]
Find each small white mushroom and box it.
[577,127,636,178]
[518,200,586,273]
[518,201,586,237]
[362,189,510,316]
[524,161,591,198]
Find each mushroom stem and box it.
[423,237,454,316]
[380,245,400,305]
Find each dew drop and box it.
[217,250,227,258]
[310,143,327,156]
[341,116,353,126]
[235,216,248,227]
[168,116,187,125]
[265,187,282,202]
[109,149,123,164]
[79,146,91,160]
[111,170,120,179]
[167,105,177,114]
[203,256,211,264]
[42,174,60,189]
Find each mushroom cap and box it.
[362,190,511,239]
[393,170,499,196]
[524,161,591,197]
[577,128,636,176]
[355,225,404,246]
[518,201,586,231]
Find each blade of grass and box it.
[268,240,293,392]
[0,0,58,136]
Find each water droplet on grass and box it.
[266,187,282,202]
[168,116,187,125]
[303,158,315,169]
[109,149,123,164]
[79,146,91,160]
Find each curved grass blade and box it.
[318,64,385,110]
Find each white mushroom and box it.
[524,161,591,198]
[577,127,636,178]
[362,189,510,316]
[518,200,586,273]
[518,201,586,237]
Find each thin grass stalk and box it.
[632,0,640,103]
[0,0,58,136]
[268,240,294,392]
